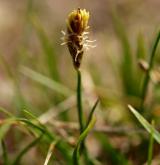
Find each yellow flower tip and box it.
[67,8,90,34]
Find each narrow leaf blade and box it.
[128,105,160,144]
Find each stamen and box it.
[61,30,66,35]
[86,39,96,43]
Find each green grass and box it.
[0,3,160,165]
[140,31,160,111]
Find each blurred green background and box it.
[0,0,160,164]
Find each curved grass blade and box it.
[0,118,16,141]
[128,105,160,144]
[23,109,38,120]
[22,109,53,136]
[83,99,99,165]
[17,118,54,140]
[1,117,72,163]
[73,116,96,165]
[16,118,72,163]
[22,109,48,130]
[12,134,43,165]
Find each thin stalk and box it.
[140,31,160,110]
[77,70,85,133]
[147,121,154,165]
[76,70,96,165]
[77,70,89,162]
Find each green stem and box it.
[73,116,96,165]
[140,31,160,110]
[77,70,85,133]
[75,70,96,165]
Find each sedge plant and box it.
[62,8,98,164]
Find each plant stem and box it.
[77,70,85,133]
[77,70,85,160]
[75,70,96,165]
[140,31,160,110]
[147,120,154,165]
[73,116,96,165]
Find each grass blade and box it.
[20,66,73,96]
[17,118,54,140]
[23,109,38,120]
[12,134,43,165]
[1,117,72,164]
[44,141,57,165]
[128,105,160,144]
[73,116,96,165]
[16,118,72,163]
[83,99,99,165]
[141,31,160,109]
[86,99,99,127]
[0,107,13,117]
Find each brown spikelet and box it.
[65,8,90,69]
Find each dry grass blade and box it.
[44,141,57,165]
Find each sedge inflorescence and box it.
[61,8,96,69]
